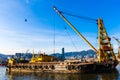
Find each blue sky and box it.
[0,0,120,54]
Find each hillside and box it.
[50,49,96,59]
[0,53,8,61]
[0,49,96,61]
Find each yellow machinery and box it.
[8,58,15,65]
[35,54,58,62]
[53,6,117,62]
[30,54,58,63]
[29,50,36,63]
[30,50,58,63]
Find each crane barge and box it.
[6,6,118,73]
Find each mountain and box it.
[0,49,96,61]
[50,49,96,59]
[0,53,8,61]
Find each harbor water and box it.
[1,65,120,80]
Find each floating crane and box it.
[53,6,117,62]
[5,6,118,73]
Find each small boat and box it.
[0,63,3,66]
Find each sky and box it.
[0,0,120,55]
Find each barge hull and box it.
[6,61,117,73]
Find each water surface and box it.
[1,65,120,80]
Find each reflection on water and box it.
[0,65,120,80]
[6,70,119,80]
[6,72,97,80]
[0,67,9,80]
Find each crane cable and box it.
[64,26,79,51]
[60,11,97,23]
[53,11,56,54]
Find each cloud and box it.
[0,25,98,54]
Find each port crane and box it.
[113,36,120,55]
[113,36,120,45]
[53,6,117,62]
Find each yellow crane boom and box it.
[53,6,117,62]
[53,6,98,53]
